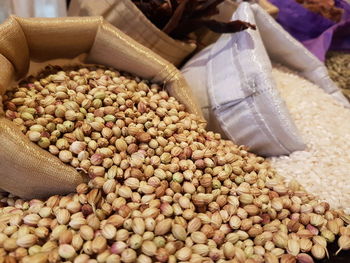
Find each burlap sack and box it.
[68,0,197,67]
[0,16,203,199]
[68,0,279,65]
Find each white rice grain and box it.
[269,67,350,213]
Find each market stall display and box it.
[180,5,350,261]
[0,1,349,263]
[2,64,350,263]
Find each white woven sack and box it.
[182,2,305,157]
[250,3,349,106]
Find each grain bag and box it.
[182,3,305,157]
[0,16,202,199]
[68,0,197,66]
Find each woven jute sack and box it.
[68,0,279,66]
[68,0,197,67]
[0,16,203,199]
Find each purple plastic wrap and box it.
[270,0,350,61]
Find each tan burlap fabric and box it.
[68,0,197,67]
[67,0,278,65]
[0,16,203,199]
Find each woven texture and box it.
[68,0,197,66]
[182,3,305,157]
[0,16,203,199]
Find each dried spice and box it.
[295,0,343,22]
[132,0,255,40]
[326,51,350,100]
[3,64,350,262]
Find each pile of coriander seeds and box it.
[1,65,350,263]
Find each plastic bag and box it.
[269,0,350,61]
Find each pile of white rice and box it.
[269,67,350,213]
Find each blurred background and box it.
[0,0,69,22]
